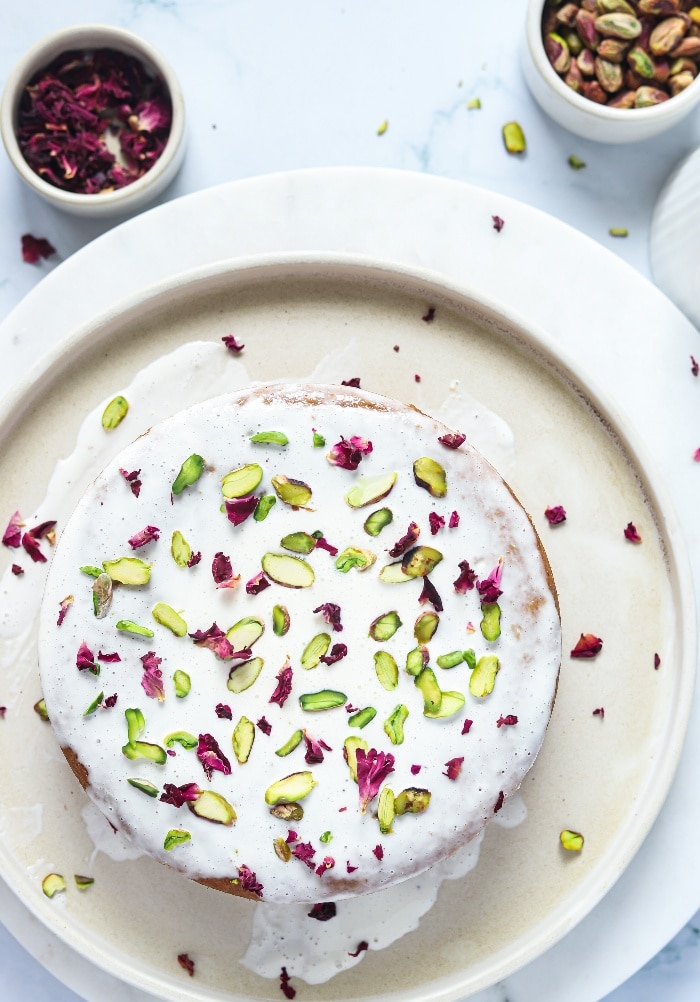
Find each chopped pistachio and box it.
[172,454,205,495]
[502,120,526,154]
[101,395,129,430]
[377,119,389,135]
[369,610,402,641]
[394,787,431,814]
[127,777,160,797]
[189,790,237,825]
[319,830,333,844]
[125,707,145,744]
[275,729,304,757]
[299,689,347,711]
[152,602,187,637]
[301,632,331,670]
[270,802,305,821]
[226,615,265,650]
[41,873,66,898]
[414,667,442,714]
[102,556,151,586]
[272,604,291,636]
[609,227,629,237]
[436,650,465,669]
[170,529,192,567]
[414,611,439,643]
[363,507,394,536]
[560,829,584,851]
[274,836,292,861]
[344,736,369,782]
[74,874,94,890]
[384,703,409,745]
[402,545,443,578]
[467,96,482,109]
[164,829,191,851]
[345,471,397,508]
[173,669,191,698]
[413,457,447,497]
[378,560,413,583]
[92,572,113,619]
[480,602,501,641]
[122,739,167,764]
[335,546,376,572]
[261,552,315,588]
[254,495,277,521]
[281,531,317,555]
[568,154,586,169]
[164,730,198,749]
[80,565,103,577]
[232,716,256,764]
[250,430,289,446]
[265,771,318,805]
[378,787,395,834]
[423,690,465,718]
[33,698,49,721]
[312,431,326,447]
[463,648,476,670]
[116,619,155,638]
[227,656,264,694]
[222,463,263,499]
[271,474,312,507]
[348,706,377,728]
[374,650,399,690]
[83,690,104,716]
[469,653,500,697]
[405,646,427,677]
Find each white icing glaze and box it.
[37,377,560,904]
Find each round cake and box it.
[37,383,561,904]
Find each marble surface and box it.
[0,2,699,1000]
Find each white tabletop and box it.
[1,2,699,1000]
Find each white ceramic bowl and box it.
[522,0,700,143]
[0,24,185,216]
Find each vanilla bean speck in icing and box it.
[37,382,561,904]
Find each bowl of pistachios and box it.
[523,0,700,142]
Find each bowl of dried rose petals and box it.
[0,24,185,216]
[523,0,700,143]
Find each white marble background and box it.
[1,1,700,999]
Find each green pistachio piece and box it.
[568,154,586,170]
[164,829,191,851]
[469,654,500,698]
[122,740,167,764]
[394,787,432,815]
[271,474,312,507]
[480,602,501,642]
[164,730,198,749]
[127,777,160,797]
[222,463,263,499]
[274,836,292,861]
[92,572,113,619]
[467,96,482,109]
[335,546,376,572]
[42,873,66,898]
[125,706,145,744]
[261,552,315,588]
[463,648,476,670]
[384,703,409,745]
[369,610,402,641]
[301,632,331,670]
[405,646,428,677]
[116,619,155,638]
[152,602,187,637]
[436,650,465,669]
[348,706,377,728]
[170,530,192,567]
[254,494,277,521]
[74,875,94,890]
[374,650,399,690]
[345,471,397,508]
[227,656,264,694]
[502,120,526,154]
[265,771,318,805]
[401,545,443,578]
[232,716,256,764]
[378,787,395,834]
[101,395,129,430]
[33,698,49,721]
[272,604,291,636]
[173,670,191,698]
[414,667,442,714]
[312,431,326,447]
[275,729,304,757]
[80,565,103,577]
[413,457,447,497]
[560,829,585,851]
[172,454,205,495]
[344,736,369,782]
[414,611,439,643]
[103,557,151,585]
[250,430,289,446]
[83,691,104,716]
[189,790,236,825]
[270,802,304,821]
[378,560,413,583]
[423,690,465,719]
[281,531,317,555]
[363,507,394,537]
[299,689,347,711]
[319,830,333,843]
[226,616,265,649]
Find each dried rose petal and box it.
[280,966,296,999]
[346,860,358,873]
[313,535,339,556]
[418,576,443,612]
[21,234,56,263]
[313,602,343,632]
[303,730,332,764]
[428,512,445,535]
[315,855,335,877]
[326,436,373,471]
[20,519,56,563]
[292,841,316,868]
[496,714,518,727]
[694,448,700,462]
[570,633,603,658]
[103,693,118,708]
[320,643,348,665]
[177,953,195,977]
[492,215,505,232]
[11,564,24,576]
[448,510,460,528]
[235,864,263,898]
[128,525,160,549]
[654,652,661,670]
[57,594,73,626]
[443,756,464,780]
[414,374,422,383]
[215,703,232,719]
[269,659,293,707]
[461,718,473,734]
[189,623,238,660]
[211,551,240,589]
[196,733,232,780]
[410,764,422,775]
[624,522,642,543]
[692,355,699,377]
[97,650,121,662]
[348,941,369,958]
[477,559,503,604]
[257,716,272,735]
[246,571,271,595]
[187,550,202,568]
[494,790,505,813]
[438,432,466,449]
[308,902,337,921]
[356,747,395,812]
[160,782,201,807]
[140,651,165,701]
[453,559,477,593]
[393,344,400,352]
[593,707,605,718]
[544,505,567,525]
[422,307,436,322]
[371,844,384,861]
[222,334,245,353]
[389,521,420,557]
[224,494,258,526]
[76,641,97,672]
[341,378,361,388]
[0,707,6,718]
[2,511,23,548]
[119,468,142,497]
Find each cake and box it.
[37,382,561,904]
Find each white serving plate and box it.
[0,169,699,1002]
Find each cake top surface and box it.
[38,382,561,903]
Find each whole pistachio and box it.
[669,69,695,92]
[671,36,700,57]
[576,8,600,47]
[597,37,630,61]
[649,16,688,55]
[577,47,597,74]
[608,87,637,106]
[627,46,656,77]
[670,56,698,76]
[565,28,584,55]
[583,79,609,101]
[595,56,624,89]
[565,60,585,90]
[638,1,680,13]
[595,13,643,39]
[557,3,581,26]
[546,32,572,73]
[634,84,670,104]
[596,0,636,15]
